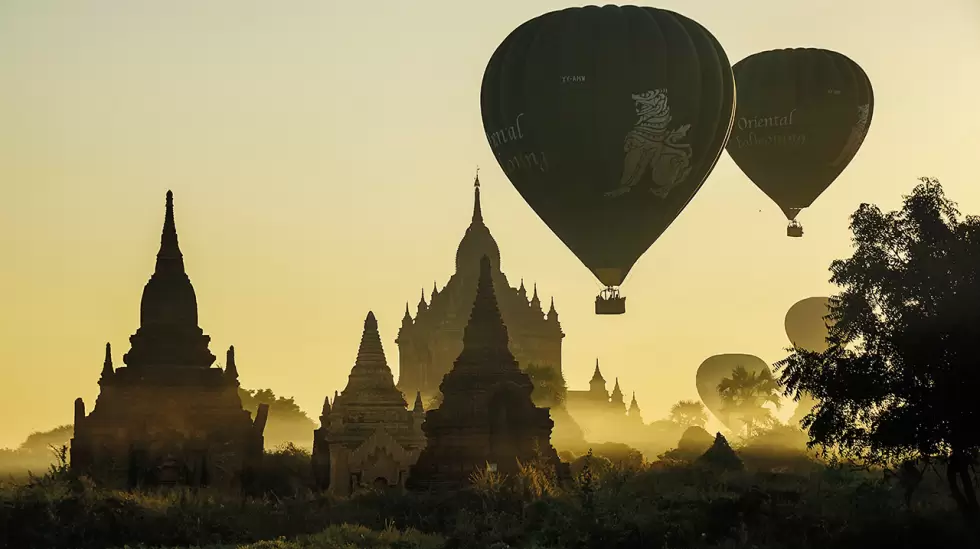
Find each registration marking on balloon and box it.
[605,89,693,199]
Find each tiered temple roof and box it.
[407,256,566,491]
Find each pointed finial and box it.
[101,342,114,378]
[156,190,185,272]
[225,345,239,379]
[413,390,424,412]
[364,310,378,330]
[402,303,412,321]
[549,297,557,313]
[320,395,331,424]
[530,284,541,311]
[472,170,484,223]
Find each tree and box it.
[523,363,568,407]
[775,178,980,519]
[668,399,708,428]
[238,388,311,424]
[238,388,316,449]
[717,366,781,438]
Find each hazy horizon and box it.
[2,0,979,448]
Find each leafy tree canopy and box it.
[239,388,314,426]
[775,178,980,519]
[668,399,708,428]
[717,366,781,438]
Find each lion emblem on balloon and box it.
[605,89,694,198]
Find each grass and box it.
[0,444,976,549]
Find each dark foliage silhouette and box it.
[776,178,980,520]
[668,399,709,428]
[717,366,781,438]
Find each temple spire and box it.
[155,190,185,274]
[320,395,331,427]
[530,284,541,311]
[225,345,238,380]
[413,391,424,414]
[431,281,439,300]
[100,342,114,379]
[591,359,605,382]
[472,168,483,224]
[352,312,390,375]
[339,311,408,407]
[460,255,511,358]
[417,289,428,314]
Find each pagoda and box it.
[407,256,566,491]
[70,191,267,490]
[312,312,425,495]
[396,172,564,401]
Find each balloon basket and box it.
[787,220,803,238]
[595,287,626,315]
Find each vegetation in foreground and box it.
[1,441,976,549]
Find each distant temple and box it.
[565,360,644,440]
[70,191,267,490]
[311,312,426,496]
[407,256,567,491]
[396,172,564,400]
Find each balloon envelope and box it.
[481,5,736,287]
[696,354,771,431]
[726,48,873,221]
[785,296,834,353]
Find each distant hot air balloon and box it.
[726,48,874,237]
[785,296,834,353]
[784,296,834,426]
[696,354,772,431]
[481,5,736,314]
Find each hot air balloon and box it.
[696,354,772,432]
[785,296,834,353]
[481,5,736,314]
[726,48,874,237]
[784,296,834,426]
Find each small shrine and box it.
[311,312,425,495]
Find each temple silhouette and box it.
[70,191,267,489]
[311,312,425,496]
[565,360,645,442]
[396,172,564,401]
[407,256,567,491]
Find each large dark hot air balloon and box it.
[696,354,772,431]
[481,5,736,314]
[726,48,874,237]
[785,296,834,353]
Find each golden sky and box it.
[1,1,978,448]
